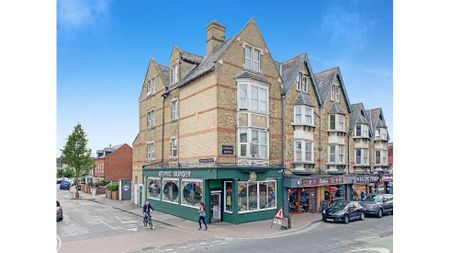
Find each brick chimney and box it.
[206,20,225,55]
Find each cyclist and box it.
[143,200,155,229]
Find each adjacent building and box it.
[132,18,392,224]
[94,144,132,182]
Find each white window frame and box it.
[329,114,336,130]
[238,128,269,160]
[238,83,248,110]
[162,178,180,204]
[171,99,178,121]
[147,109,156,129]
[237,81,268,114]
[294,139,314,163]
[147,77,156,96]
[180,178,204,209]
[170,138,178,158]
[338,115,345,131]
[302,74,309,93]
[294,105,314,126]
[238,180,277,214]
[147,142,155,161]
[296,73,302,91]
[244,45,261,72]
[338,145,345,164]
[170,62,179,84]
[355,148,369,165]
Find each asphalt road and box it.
[141,215,393,253]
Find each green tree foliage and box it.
[60,123,94,198]
[58,168,75,178]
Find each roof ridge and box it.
[281,53,307,64]
[315,66,339,76]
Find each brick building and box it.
[94,144,132,182]
[132,18,392,223]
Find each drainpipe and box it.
[161,89,167,166]
[281,95,285,168]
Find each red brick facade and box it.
[94,144,132,182]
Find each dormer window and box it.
[170,62,179,84]
[302,74,309,93]
[147,77,155,96]
[296,73,302,91]
[244,45,261,72]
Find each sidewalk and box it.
[72,188,322,239]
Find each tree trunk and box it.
[75,168,80,199]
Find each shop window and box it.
[238,180,277,213]
[147,177,161,200]
[224,181,233,212]
[162,179,179,203]
[181,180,203,207]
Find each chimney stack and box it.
[206,20,225,55]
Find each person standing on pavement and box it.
[198,201,207,231]
[143,200,155,229]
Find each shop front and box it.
[382,175,393,194]
[142,166,283,224]
[352,175,379,200]
[284,175,354,215]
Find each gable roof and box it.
[367,108,388,130]
[294,92,314,106]
[349,103,372,134]
[328,102,347,114]
[277,53,322,106]
[156,63,169,87]
[96,143,129,158]
[314,67,352,113]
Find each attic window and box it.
[170,62,179,84]
[296,73,302,91]
[244,45,261,72]
[331,85,340,102]
[361,110,365,116]
[302,74,309,93]
[147,77,155,96]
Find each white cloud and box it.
[58,0,112,32]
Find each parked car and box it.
[322,200,365,224]
[59,180,71,190]
[56,178,63,184]
[360,194,393,218]
[57,200,63,221]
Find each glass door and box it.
[210,191,221,223]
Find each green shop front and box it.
[142,166,283,224]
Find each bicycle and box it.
[143,212,155,229]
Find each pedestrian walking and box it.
[198,201,207,231]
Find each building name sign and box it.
[221,145,234,155]
[158,171,192,178]
[301,176,344,187]
[356,175,379,183]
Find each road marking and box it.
[115,216,137,224]
[56,235,62,252]
[126,227,138,232]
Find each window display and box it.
[238,182,248,212]
[163,179,179,203]
[147,177,161,200]
[238,180,277,213]
[225,181,233,212]
[181,180,203,207]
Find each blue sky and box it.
[57,0,393,156]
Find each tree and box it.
[60,123,94,198]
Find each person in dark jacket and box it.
[143,200,154,228]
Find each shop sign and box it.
[221,145,234,155]
[158,170,192,178]
[199,158,215,163]
[382,175,393,182]
[356,175,379,183]
[301,176,344,187]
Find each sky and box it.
[57,0,393,156]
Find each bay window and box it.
[376,150,388,165]
[329,114,345,131]
[294,140,314,163]
[329,144,345,164]
[355,124,369,137]
[239,128,268,160]
[294,105,314,126]
[238,82,268,114]
[238,180,277,213]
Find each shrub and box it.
[98,179,109,186]
[107,183,119,191]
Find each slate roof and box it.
[234,70,269,84]
[314,67,352,113]
[156,64,169,87]
[367,108,388,130]
[349,103,371,134]
[294,92,314,106]
[175,36,236,89]
[180,50,203,64]
[277,53,322,106]
[328,102,347,114]
[96,144,127,158]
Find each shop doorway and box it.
[289,188,316,214]
[210,191,221,223]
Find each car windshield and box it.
[330,201,348,210]
[364,195,383,202]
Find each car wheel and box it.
[377,208,383,218]
[360,213,365,220]
[344,215,349,224]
